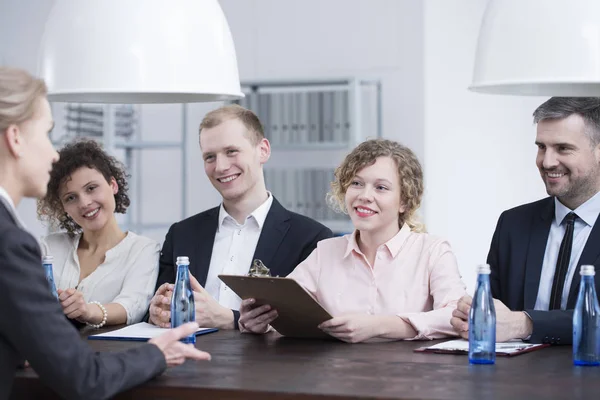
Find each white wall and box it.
[220,0,425,157]
[1,0,553,292]
[0,0,56,237]
[423,0,547,292]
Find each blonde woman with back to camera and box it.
[238,139,467,342]
[0,66,210,400]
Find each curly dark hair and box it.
[37,138,130,236]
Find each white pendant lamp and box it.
[470,0,600,96]
[38,0,243,103]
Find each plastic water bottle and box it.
[171,256,196,344]
[469,264,496,364]
[573,264,600,366]
[42,255,59,299]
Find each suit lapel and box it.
[567,216,600,307]
[524,199,554,309]
[0,195,23,229]
[252,198,290,274]
[192,208,219,286]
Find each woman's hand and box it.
[238,298,278,334]
[149,322,211,367]
[318,314,381,343]
[57,288,92,322]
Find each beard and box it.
[544,167,600,206]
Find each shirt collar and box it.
[343,223,412,259]
[0,186,26,229]
[218,192,273,230]
[555,190,600,227]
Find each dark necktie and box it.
[549,212,577,310]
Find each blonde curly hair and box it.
[327,138,425,232]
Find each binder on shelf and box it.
[297,92,309,144]
[258,93,271,141]
[289,92,300,144]
[333,90,344,144]
[321,91,333,143]
[270,92,281,146]
[308,92,320,144]
[280,93,290,146]
[341,90,351,143]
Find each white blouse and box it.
[40,231,160,324]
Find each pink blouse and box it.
[288,224,467,340]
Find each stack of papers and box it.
[88,322,218,342]
[416,339,548,356]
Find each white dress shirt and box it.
[40,231,160,324]
[204,193,273,310]
[535,191,600,310]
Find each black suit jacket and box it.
[154,197,333,327]
[487,197,600,345]
[0,202,166,400]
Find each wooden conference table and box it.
[12,327,600,399]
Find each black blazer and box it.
[154,197,333,327]
[0,202,166,400]
[487,197,600,345]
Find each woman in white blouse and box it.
[37,139,159,327]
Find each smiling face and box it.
[200,118,270,204]
[18,97,59,199]
[59,166,118,233]
[535,113,600,209]
[344,156,405,239]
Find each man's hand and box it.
[149,283,173,328]
[57,288,92,322]
[189,274,234,329]
[238,298,278,334]
[450,295,533,342]
[318,314,380,343]
[494,299,533,342]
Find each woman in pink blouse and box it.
[238,139,466,342]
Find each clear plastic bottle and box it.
[170,256,196,344]
[573,264,600,366]
[469,264,496,364]
[42,255,59,299]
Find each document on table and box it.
[88,322,218,342]
[415,339,549,356]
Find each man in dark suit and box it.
[149,105,333,330]
[451,97,600,344]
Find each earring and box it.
[17,152,24,157]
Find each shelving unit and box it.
[47,78,381,238]
[234,78,382,235]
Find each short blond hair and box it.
[199,104,264,145]
[328,139,425,232]
[0,67,48,133]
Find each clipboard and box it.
[414,339,550,357]
[218,275,333,339]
